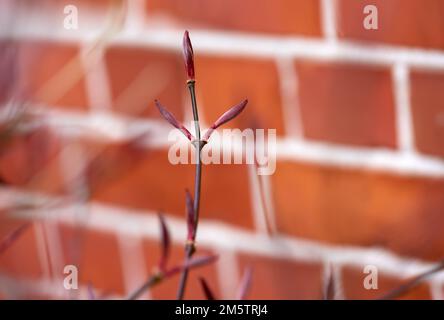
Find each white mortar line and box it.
[247,163,268,234]
[117,233,151,299]
[42,222,65,287]
[321,0,338,42]
[259,174,277,234]
[81,46,113,111]
[276,139,444,178]
[322,261,344,300]
[5,25,444,69]
[33,221,52,280]
[275,56,304,139]
[124,0,146,33]
[13,106,444,178]
[215,249,240,300]
[3,187,444,286]
[392,63,415,152]
[332,264,345,300]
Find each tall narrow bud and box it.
[183,30,195,82]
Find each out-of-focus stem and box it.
[128,275,161,300]
[379,260,444,300]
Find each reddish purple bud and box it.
[236,266,253,300]
[183,30,195,81]
[199,277,217,300]
[158,213,171,272]
[203,99,248,141]
[185,189,196,241]
[155,100,193,141]
[0,222,31,255]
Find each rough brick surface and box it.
[146,0,322,36]
[17,41,88,110]
[296,60,397,148]
[0,220,42,279]
[105,46,186,119]
[272,161,444,261]
[196,55,285,135]
[0,127,64,194]
[237,253,323,299]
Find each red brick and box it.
[17,41,88,110]
[0,126,65,194]
[196,55,285,135]
[90,145,255,229]
[296,60,397,148]
[272,161,444,261]
[342,266,431,300]
[142,239,220,300]
[237,253,323,299]
[410,69,444,158]
[58,224,125,295]
[0,41,18,104]
[337,0,444,50]
[105,46,185,120]
[146,0,322,36]
[0,219,43,279]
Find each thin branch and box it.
[379,259,444,300]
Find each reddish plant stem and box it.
[379,259,444,300]
[176,80,204,300]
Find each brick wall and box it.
[0,0,444,299]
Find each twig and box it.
[176,79,204,300]
[379,259,444,300]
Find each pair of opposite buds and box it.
[127,213,218,300]
[155,30,248,143]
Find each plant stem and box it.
[176,80,203,300]
[379,260,444,300]
[128,276,160,300]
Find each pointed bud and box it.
[199,277,217,300]
[185,189,196,241]
[183,30,195,81]
[236,266,253,300]
[203,99,248,141]
[158,213,171,272]
[155,100,193,140]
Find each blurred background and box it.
[0,0,444,299]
